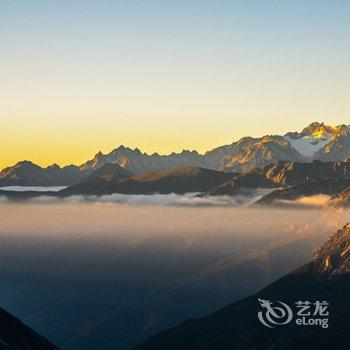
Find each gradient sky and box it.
[1,0,350,169]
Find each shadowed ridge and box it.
[89,166,234,195]
[204,158,350,197]
[60,162,133,195]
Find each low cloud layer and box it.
[278,194,332,208]
[0,188,272,207]
[0,186,67,192]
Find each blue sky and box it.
[1,0,350,167]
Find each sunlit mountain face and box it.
[0,201,348,349]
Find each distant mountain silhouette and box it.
[0,161,89,187]
[79,146,205,174]
[2,122,350,186]
[137,224,350,350]
[80,122,350,174]
[0,305,59,349]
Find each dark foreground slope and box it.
[0,306,59,350]
[137,224,350,350]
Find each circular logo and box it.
[257,298,293,328]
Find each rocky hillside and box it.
[205,135,307,172]
[205,159,350,196]
[312,224,350,278]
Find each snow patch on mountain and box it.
[284,133,332,157]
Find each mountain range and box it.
[137,223,350,350]
[62,158,350,200]
[2,158,350,209]
[1,122,350,187]
[0,161,89,187]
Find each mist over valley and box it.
[0,202,347,349]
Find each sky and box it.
[1,0,350,169]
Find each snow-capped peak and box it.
[283,122,336,158]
